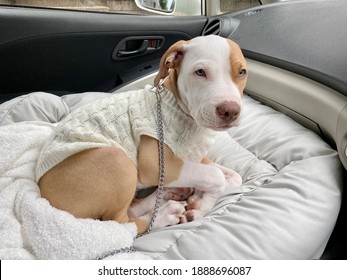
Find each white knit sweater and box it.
[35,86,217,181]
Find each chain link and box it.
[138,75,170,237]
[96,246,135,260]
[143,77,169,234]
[103,76,169,258]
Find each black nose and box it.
[216,101,240,122]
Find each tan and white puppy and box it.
[129,35,247,225]
[38,35,248,234]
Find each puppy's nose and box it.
[216,101,240,122]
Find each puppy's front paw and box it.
[184,209,204,222]
[224,170,242,188]
[179,193,202,224]
[151,200,187,229]
[212,163,242,189]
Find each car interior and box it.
[0,0,346,259]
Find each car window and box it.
[220,0,261,14]
[0,0,263,15]
[0,0,149,14]
[220,0,261,13]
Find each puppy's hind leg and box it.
[39,147,149,234]
[90,147,150,234]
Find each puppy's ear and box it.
[154,40,188,86]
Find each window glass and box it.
[0,0,262,15]
[0,0,149,14]
[220,0,261,14]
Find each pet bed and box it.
[0,89,342,259]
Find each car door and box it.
[0,4,206,103]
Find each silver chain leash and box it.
[140,74,170,236]
[98,76,169,258]
[145,75,170,234]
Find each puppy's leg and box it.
[167,161,226,192]
[138,136,228,221]
[129,187,192,217]
[165,159,242,221]
[129,187,191,228]
[210,162,242,190]
[39,147,148,234]
[128,190,158,219]
[131,199,187,230]
[200,157,242,189]
[138,136,226,192]
[163,187,195,201]
[178,159,242,221]
[150,200,187,229]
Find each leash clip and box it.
[154,72,170,101]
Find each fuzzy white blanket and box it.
[0,122,147,259]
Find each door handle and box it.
[112,36,164,61]
[116,40,149,58]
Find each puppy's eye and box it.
[195,69,206,77]
[239,69,247,78]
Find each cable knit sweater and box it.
[35,86,217,182]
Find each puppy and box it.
[36,35,247,234]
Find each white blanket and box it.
[0,122,146,260]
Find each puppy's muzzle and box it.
[216,101,241,123]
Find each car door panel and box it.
[0,7,207,102]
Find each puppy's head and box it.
[154,35,248,131]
